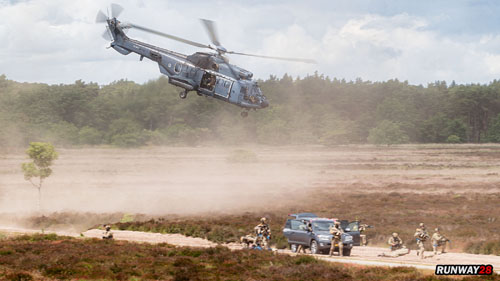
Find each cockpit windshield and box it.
[252,86,262,96]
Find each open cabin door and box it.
[214,77,232,99]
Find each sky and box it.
[2,0,500,85]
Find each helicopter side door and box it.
[214,77,232,99]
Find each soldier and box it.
[378,233,409,257]
[255,217,271,250]
[240,234,256,249]
[414,223,429,259]
[359,223,370,246]
[296,244,307,254]
[102,224,113,240]
[388,232,403,251]
[431,228,449,255]
[329,221,344,256]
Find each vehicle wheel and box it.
[179,91,187,99]
[310,240,318,255]
[342,248,351,256]
[241,111,248,118]
[290,244,298,253]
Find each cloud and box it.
[1,1,500,85]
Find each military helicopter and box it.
[96,4,316,117]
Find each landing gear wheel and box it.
[179,91,188,99]
[241,111,248,118]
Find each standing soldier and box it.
[329,221,344,256]
[359,223,370,246]
[388,232,403,251]
[255,217,271,250]
[102,224,113,240]
[414,223,429,259]
[431,228,449,255]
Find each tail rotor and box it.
[95,3,124,42]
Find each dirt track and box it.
[2,227,499,274]
[83,229,500,273]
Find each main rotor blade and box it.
[227,51,317,64]
[96,10,108,23]
[129,23,211,49]
[102,27,112,41]
[200,19,221,47]
[110,3,123,18]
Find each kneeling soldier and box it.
[388,232,403,251]
[102,225,113,240]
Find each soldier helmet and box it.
[105,225,111,230]
[392,232,398,237]
[334,221,340,226]
[260,217,267,223]
[419,223,425,227]
[435,228,439,232]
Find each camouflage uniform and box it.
[388,233,403,251]
[414,223,429,259]
[240,234,256,249]
[296,244,307,254]
[431,228,448,255]
[329,222,344,256]
[359,224,369,246]
[102,225,113,240]
[255,218,271,250]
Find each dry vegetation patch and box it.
[0,234,497,281]
[106,192,500,253]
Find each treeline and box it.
[2,73,500,147]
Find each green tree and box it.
[446,135,461,143]
[368,120,409,145]
[21,142,58,212]
[78,126,103,145]
[486,113,500,142]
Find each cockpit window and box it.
[252,86,262,96]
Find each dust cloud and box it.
[0,146,316,216]
[1,144,500,225]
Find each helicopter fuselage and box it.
[107,19,269,110]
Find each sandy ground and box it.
[2,227,499,274]
[1,145,500,215]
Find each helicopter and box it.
[96,4,316,117]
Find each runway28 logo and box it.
[435,264,493,275]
